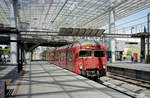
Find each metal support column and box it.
[21,47,23,65]
[10,0,17,28]
[25,51,32,63]
[17,42,21,72]
[20,47,23,71]
[147,13,150,56]
[18,45,24,72]
[31,51,33,61]
[23,49,26,64]
[10,34,18,64]
[140,37,145,62]
[147,13,150,63]
[10,0,18,64]
[109,10,116,63]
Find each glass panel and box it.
[79,50,91,57]
[0,0,149,33]
[94,51,105,58]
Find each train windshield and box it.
[79,50,92,57]
[94,50,105,58]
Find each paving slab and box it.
[0,64,17,79]
[0,63,22,97]
[15,61,131,98]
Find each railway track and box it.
[108,73,150,89]
[95,73,150,98]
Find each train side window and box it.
[94,50,105,58]
[61,52,64,61]
[60,53,61,61]
[79,50,92,57]
[63,52,65,61]
[55,53,58,60]
[51,53,54,60]
[69,51,73,61]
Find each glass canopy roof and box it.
[0,0,150,32]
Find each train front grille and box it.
[86,70,97,77]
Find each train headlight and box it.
[79,63,83,69]
[102,64,106,69]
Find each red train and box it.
[46,40,107,78]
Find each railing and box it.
[103,22,147,34]
[116,22,147,34]
[102,15,147,34]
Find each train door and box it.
[67,49,74,72]
[71,48,75,72]
[61,49,66,68]
[74,47,80,74]
[65,48,74,72]
[60,50,62,66]
[66,49,69,69]
[55,51,59,65]
[52,52,55,64]
[58,51,60,65]
[55,51,57,65]
[49,52,51,64]
[66,49,71,70]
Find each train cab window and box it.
[94,50,105,58]
[79,50,92,57]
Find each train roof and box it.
[56,40,105,50]
[75,39,105,46]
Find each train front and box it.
[76,44,107,78]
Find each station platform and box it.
[0,61,131,98]
[107,61,150,81]
[108,61,150,72]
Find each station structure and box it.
[0,0,149,67]
[0,0,150,98]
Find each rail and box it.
[93,72,150,98]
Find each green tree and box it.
[125,46,140,60]
[1,45,10,55]
[127,50,132,56]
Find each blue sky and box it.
[100,8,150,34]
[115,8,150,41]
[116,8,150,30]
